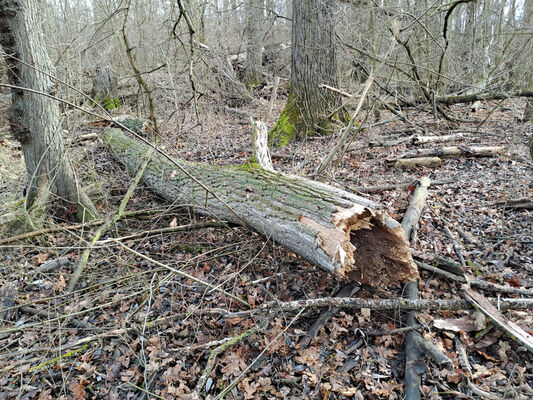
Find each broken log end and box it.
[299,205,418,287]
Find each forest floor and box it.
[0,91,532,399]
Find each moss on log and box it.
[103,129,418,287]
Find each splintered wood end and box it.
[300,205,418,287]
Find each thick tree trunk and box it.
[244,0,263,87]
[269,0,344,146]
[0,0,97,222]
[103,128,418,287]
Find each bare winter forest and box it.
[0,0,532,399]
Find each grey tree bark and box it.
[269,0,345,145]
[0,0,97,222]
[244,0,263,87]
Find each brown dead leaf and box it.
[240,378,259,400]
[53,274,67,292]
[295,347,321,367]
[72,382,86,400]
[221,353,247,377]
[33,253,49,265]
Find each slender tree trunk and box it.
[0,0,97,222]
[244,0,263,87]
[523,0,533,121]
[269,0,345,146]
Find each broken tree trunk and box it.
[103,128,418,287]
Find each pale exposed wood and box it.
[318,83,353,98]
[250,118,273,171]
[104,128,418,287]
[401,176,431,241]
[394,157,442,168]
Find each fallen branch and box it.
[401,176,431,242]
[415,260,533,296]
[394,145,504,159]
[194,325,263,396]
[435,89,533,105]
[404,282,423,400]
[490,197,533,210]
[0,208,168,246]
[394,157,442,168]
[223,296,533,318]
[350,178,454,193]
[443,225,466,267]
[464,288,533,353]
[298,283,360,349]
[371,133,465,147]
[96,221,229,244]
[67,146,155,292]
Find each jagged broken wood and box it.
[104,128,418,287]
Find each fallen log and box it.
[103,129,418,287]
[371,132,465,147]
[351,178,454,193]
[394,145,503,159]
[394,157,442,168]
[435,89,533,105]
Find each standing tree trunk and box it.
[523,0,533,121]
[244,0,263,87]
[0,0,97,223]
[269,0,345,146]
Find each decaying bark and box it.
[104,128,418,287]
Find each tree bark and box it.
[244,0,263,87]
[103,128,418,287]
[0,0,97,222]
[269,0,344,145]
